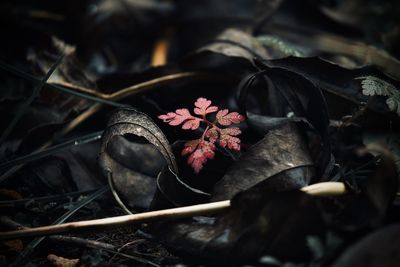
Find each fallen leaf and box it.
[212,123,314,201]
[47,254,79,267]
[99,108,178,211]
[332,225,400,267]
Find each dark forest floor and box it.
[0,1,400,266]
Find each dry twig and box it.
[0,182,346,241]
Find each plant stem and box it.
[201,125,210,140]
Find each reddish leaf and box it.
[216,109,245,126]
[222,127,241,136]
[219,127,242,151]
[182,139,201,156]
[158,109,200,130]
[205,127,219,143]
[182,139,216,173]
[159,97,245,172]
[194,97,218,116]
[182,118,201,130]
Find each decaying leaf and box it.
[47,254,79,267]
[183,28,269,71]
[103,136,164,210]
[211,123,314,201]
[238,58,333,178]
[363,144,398,225]
[324,144,398,230]
[261,56,400,125]
[332,225,400,267]
[31,156,77,194]
[100,108,178,172]
[99,108,177,211]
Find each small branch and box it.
[0,201,230,240]
[50,72,210,100]
[0,182,346,240]
[300,181,346,196]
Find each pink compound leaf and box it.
[158,112,177,123]
[158,108,201,130]
[182,118,201,130]
[216,109,245,126]
[159,97,246,173]
[184,140,216,173]
[181,139,201,156]
[205,127,219,143]
[194,97,218,116]
[219,127,242,151]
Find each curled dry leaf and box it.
[102,108,178,172]
[238,59,332,179]
[259,56,400,125]
[99,108,178,211]
[184,28,269,67]
[212,123,314,201]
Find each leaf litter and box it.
[0,0,399,266]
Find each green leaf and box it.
[356,76,400,116]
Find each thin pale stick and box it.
[50,72,208,100]
[0,200,230,240]
[0,182,346,241]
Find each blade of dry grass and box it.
[0,54,65,144]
